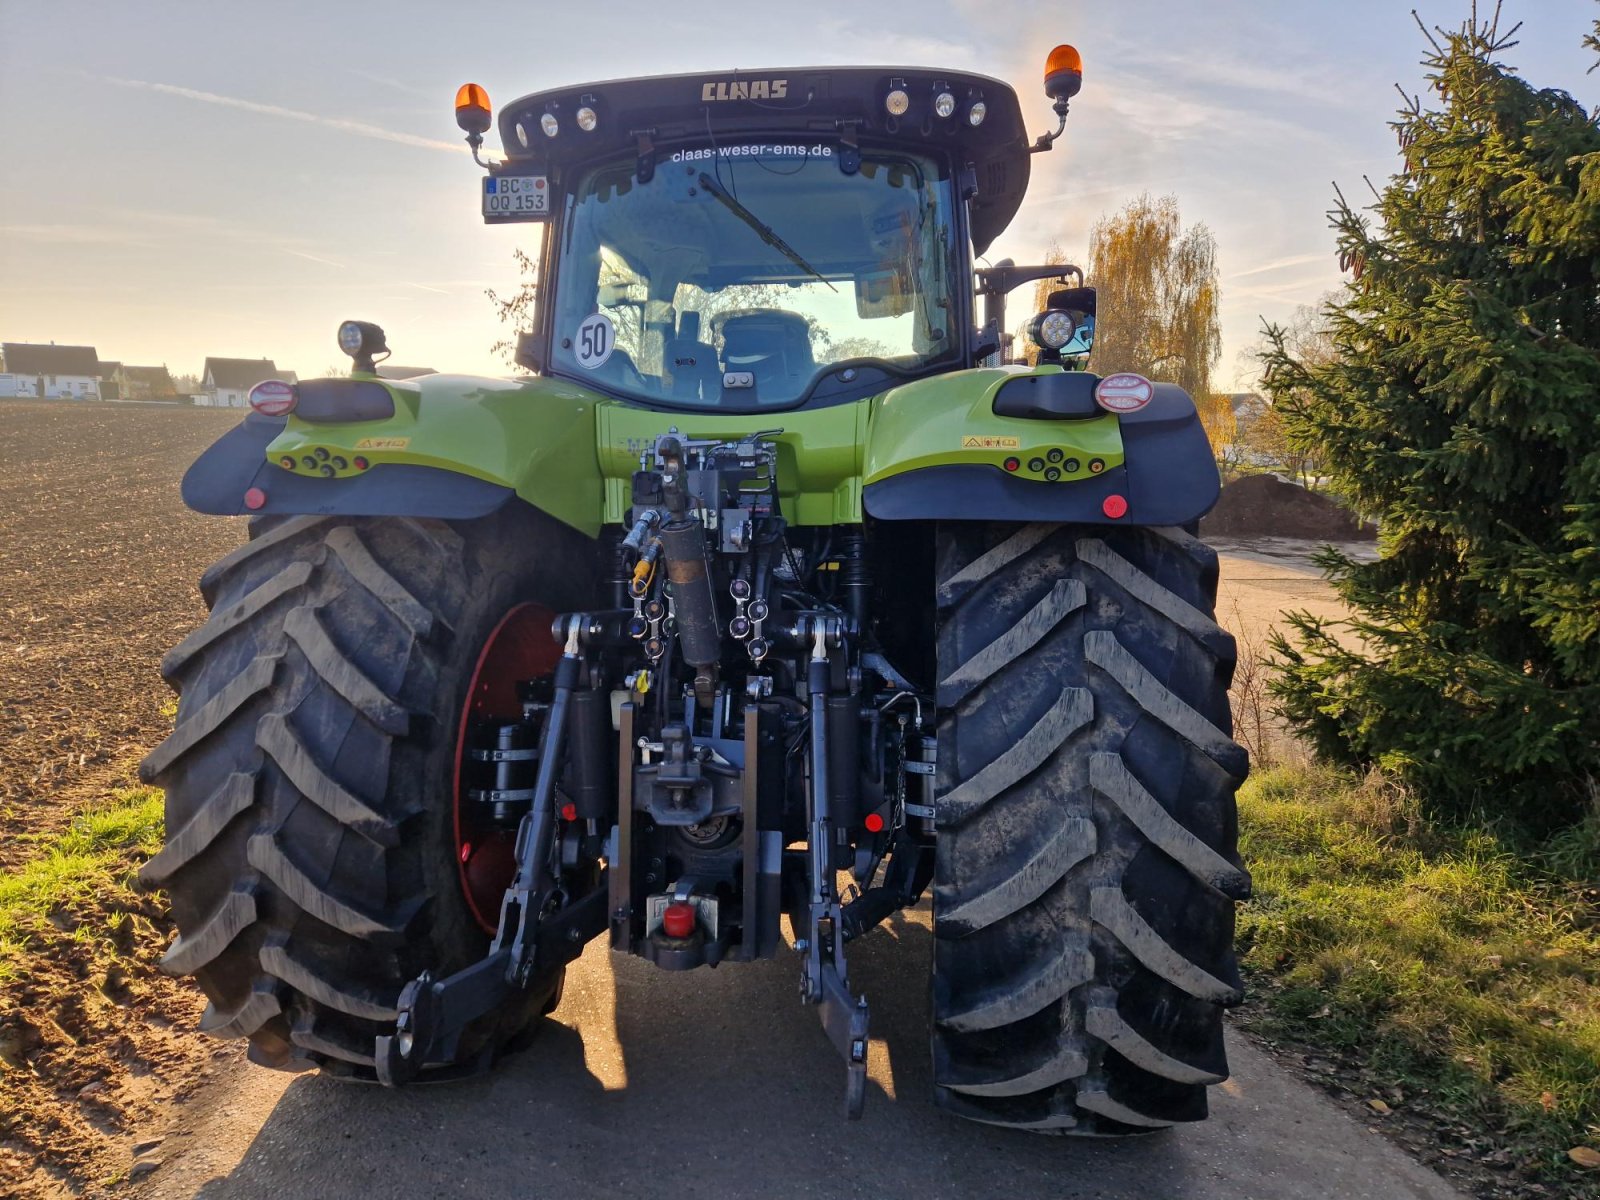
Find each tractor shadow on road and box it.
[193,907,1237,1200]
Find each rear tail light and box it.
[249,379,297,417]
[1094,372,1154,414]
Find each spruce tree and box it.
[1260,8,1600,829]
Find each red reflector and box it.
[864,812,885,833]
[662,902,696,939]
[1102,494,1128,519]
[460,842,472,864]
[353,455,370,470]
[243,487,267,510]
[1095,372,1154,414]
[249,379,297,417]
[560,802,577,822]
[1003,456,1020,472]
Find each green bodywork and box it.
[264,365,1125,536]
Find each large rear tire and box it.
[930,522,1249,1133]
[139,507,594,1075]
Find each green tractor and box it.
[141,44,1249,1132]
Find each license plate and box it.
[482,174,550,221]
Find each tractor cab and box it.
[457,60,1078,411]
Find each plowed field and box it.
[0,401,246,863]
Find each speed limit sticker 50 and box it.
[574,312,615,369]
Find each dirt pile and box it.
[1202,473,1376,541]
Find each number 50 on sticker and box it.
[575,312,614,369]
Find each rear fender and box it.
[862,366,1218,526]
[181,374,607,535]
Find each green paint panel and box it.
[263,364,1123,534]
[266,373,607,535]
[865,365,1124,487]
[596,403,867,526]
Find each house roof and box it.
[98,360,123,376]
[204,357,297,390]
[2,343,101,376]
[375,365,437,380]
[124,365,176,390]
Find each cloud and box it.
[1227,274,1336,303]
[100,76,467,154]
[285,249,346,269]
[348,68,440,102]
[1228,253,1328,279]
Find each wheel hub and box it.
[453,602,558,933]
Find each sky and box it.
[2,0,1598,390]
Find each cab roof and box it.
[497,65,1031,255]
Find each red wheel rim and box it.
[453,602,559,933]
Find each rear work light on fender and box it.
[248,379,297,417]
[1094,372,1154,414]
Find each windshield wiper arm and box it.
[698,173,837,292]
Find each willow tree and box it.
[1089,193,1231,446]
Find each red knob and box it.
[662,902,696,939]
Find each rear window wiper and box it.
[697,173,837,292]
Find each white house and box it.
[201,357,297,407]
[0,343,103,399]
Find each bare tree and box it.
[486,247,542,366]
[1245,295,1341,486]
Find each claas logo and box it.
[701,79,789,102]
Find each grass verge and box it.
[1237,763,1600,1196]
[0,785,210,1197]
[0,786,165,985]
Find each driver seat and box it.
[719,310,814,398]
